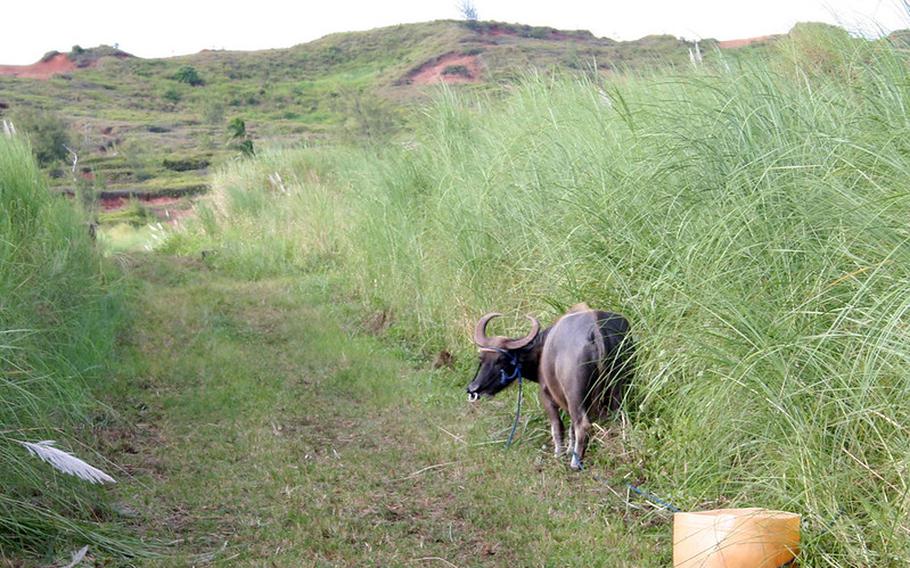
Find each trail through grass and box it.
[161,26,910,563]
[107,255,664,566]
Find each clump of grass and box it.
[171,28,910,564]
[0,135,135,558]
[441,64,471,77]
[98,197,154,226]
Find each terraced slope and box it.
[0,19,752,206]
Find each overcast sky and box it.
[2,1,908,64]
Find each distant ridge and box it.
[0,46,132,80]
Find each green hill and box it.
[1,20,874,215]
[0,19,749,205]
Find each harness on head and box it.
[479,346,522,385]
[478,346,524,448]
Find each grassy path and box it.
[104,255,665,566]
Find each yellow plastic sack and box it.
[673,508,800,568]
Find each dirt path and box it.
[103,255,666,566]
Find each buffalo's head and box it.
[466,312,540,401]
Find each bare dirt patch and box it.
[718,35,778,49]
[101,195,193,223]
[405,52,482,85]
[100,195,182,211]
[0,53,80,79]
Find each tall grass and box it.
[0,135,132,558]
[172,27,910,565]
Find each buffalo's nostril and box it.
[468,392,479,402]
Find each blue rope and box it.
[490,347,523,449]
[626,483,680,513]
[504,374,523,448]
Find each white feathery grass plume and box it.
[63,144,78,174]
[268,171,288,194]
[145,222,167,251]
[62,546,89,568]
[689,41,703,67]
[2,119,15,137]
[19,440,116,484]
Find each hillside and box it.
[0,19,756,214]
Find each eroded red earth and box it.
[407,53,482,85]
[0,54,81,79]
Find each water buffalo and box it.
[466,304,634,470]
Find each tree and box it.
[227,118,254,157]
[227,117,246,139]
[458,0,478,21]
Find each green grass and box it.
[98,223,167,254]
[1,19,734,201]
[0,135,137,560]
[98,199,155,226]
[105,255,665,566]
[165,26,910,565]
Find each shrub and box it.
[162,87,181,104]
[162,157,210,171]
[441,65,471,77]
[226,118,254,156]
[9,108,71,167]
[173,65,204,86]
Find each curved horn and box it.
[473,312,502,347]
[504,316,540,350]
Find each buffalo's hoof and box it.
[570,452,583,471]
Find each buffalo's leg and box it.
[540,388,564,457]
[569,410,591,471]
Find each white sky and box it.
[2,1,908,65]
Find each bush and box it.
[162,157,210,171]
[441,65,471,77]
[173,65,204,86]
[162,87,181,104]
[10,109,71,167]
[227,118,254,157]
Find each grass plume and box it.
[19,441,116,485]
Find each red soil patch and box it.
[718,35,777,49]
[407,52,482,85]
[101,195,186,211]
[102,195,193,224]
[0,53,81,79]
